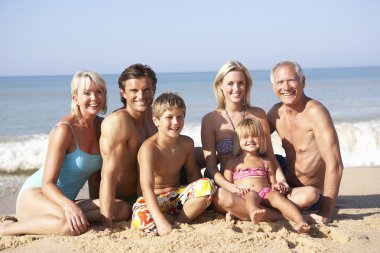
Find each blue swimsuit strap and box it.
[54,121,79,149]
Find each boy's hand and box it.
[156,219,173,236]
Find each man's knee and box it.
[288,186,320,208]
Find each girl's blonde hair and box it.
[71,70,107,118]
[213,60,253,109]
[233,118,267,156]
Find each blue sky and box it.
[1,0,379,76]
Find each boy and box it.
[132,92,215,236]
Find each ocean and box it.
[1,66,380,173]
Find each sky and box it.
[0,0,379,76]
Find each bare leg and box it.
[0,189,72,236]
[213,188,284,222]
[76,199,131,223]
[287,186,320,210]
[177,196,209,223]
[243,191,266,225]
[264,191,310,233]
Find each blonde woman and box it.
[201,61,288,222]
[0,71,128,236]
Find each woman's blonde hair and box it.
[213,60,253,109]
[233,118,267,156]
[71,71,107,118]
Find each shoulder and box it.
[224,156,238,171]
[138,135,157,155]
[305,99,331,121]
[179,135,195,148]
[247,106,267,119]
[267,102,283,119]
[202,110,221,123]
[101,109,132,137]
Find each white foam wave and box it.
[0,121,379,173]
[0,135,48,173]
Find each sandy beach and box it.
[1,167,379,253]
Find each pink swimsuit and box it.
[232,157,268,181]
[232,157,272,200]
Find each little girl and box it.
[224,118,310,233]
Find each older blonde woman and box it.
[0,71,128,236]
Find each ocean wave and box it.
[1,121,379,173]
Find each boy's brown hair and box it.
[152,92,186,119]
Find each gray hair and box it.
[270,60,304,84]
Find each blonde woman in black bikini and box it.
[224,118,310,233]
[201,60,289,222]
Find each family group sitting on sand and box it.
[0,60,343,236]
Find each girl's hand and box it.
[231,185,251,196]
[63,202,89,235]
[272,182,290,194]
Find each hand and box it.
[273,181,290,194]
[230,185,251,197]
[156,220,173,236]
[63,203,89,235]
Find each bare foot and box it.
[250,209,266,225]
[295,222,311,233]
[0,220,16,236]
[304,213,325,224]
[225,212,236,227]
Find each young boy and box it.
[132,92,215,236]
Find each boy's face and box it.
[153,107,185,138]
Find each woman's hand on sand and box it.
[63,203,89,235]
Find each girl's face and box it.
[239,133,260,154]
[220,71,246,104]
[75,82,105,117]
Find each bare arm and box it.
[201,115,237,193]
[138,142,172,236]
[223,160,234,183]
[311,105,344,221]
[184,137,202,183]
[99,115,127,228]
[42,123,88,235]
[256,108,287,185]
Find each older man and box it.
[267,61,343,224]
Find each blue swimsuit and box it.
[18,122,102,201]
[215,138,234,156]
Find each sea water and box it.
[1,66,379,173]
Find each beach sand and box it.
[1,167,379,253]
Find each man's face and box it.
[272,64,305,106]
[120,77,154,112]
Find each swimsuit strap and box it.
[55,121,79,148]
[224,109,246,132]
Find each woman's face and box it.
[75,82,105,117]
[220,71,246,104]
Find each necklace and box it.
[224,109,245,131]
